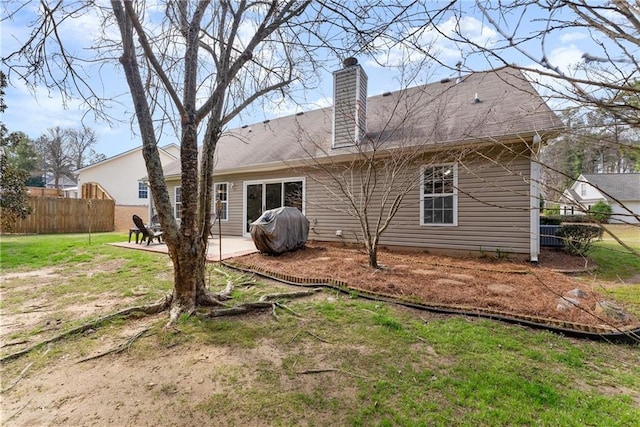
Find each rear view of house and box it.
[162,61,563,261]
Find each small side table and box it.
[128,227,142,244]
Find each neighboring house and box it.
[559,173,640,224]
[45,175,77,190]
[160,62,563,262]
[77,144,179,229]
[77,144,179,206]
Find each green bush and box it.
[561,214,593,223]
[557,224,604,256]
[542,214,593,224]
[588,201,612,223]
[542,204,560,216]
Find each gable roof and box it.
[163,66,563,177]
[77,143,179,172]
[582,173,640,201]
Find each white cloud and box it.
[560,32,587,43]
[368,15,498,69]
[548,44,584,73]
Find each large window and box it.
[214,183,228,221]
[138,182,148,199]
[244,179,304,233]
[174,187,182,220]
[284,181,303,211]
[421,164,457,226]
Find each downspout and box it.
[530,134,542,263]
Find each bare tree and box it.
[36,126,73,189]
[297,68,447,268]
[405,1,640,243]
[297,60,558,267]
[2,1,432,323]
[67,126,98,169]
[446,1,640,125]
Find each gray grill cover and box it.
[250,207,309,255]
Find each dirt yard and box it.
[1,244,638,425]
[231,243,639,330]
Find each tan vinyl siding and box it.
[166,143,533,254]
[305,143,533,254]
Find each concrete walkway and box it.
[111,236,258,261]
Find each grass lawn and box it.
[586,224,640,315]
[0,232,638,426]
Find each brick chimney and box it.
[332,57,367,148]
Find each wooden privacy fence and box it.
[4,197,115,234]
[81,182,113,200]
[27,186,64,197]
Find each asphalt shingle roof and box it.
[163,66,563,177]
[583,173,640,201]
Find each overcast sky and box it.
[1,2,600,159]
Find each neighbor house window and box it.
[421,164,457,226]
[138,182,148,199]
[580,183,587,196]
[174,187,182,220]
[214,183,228,221]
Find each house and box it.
[77,144,179,229]
[159,61,563,262]
[559,173,640,224]
[45,174,77,190]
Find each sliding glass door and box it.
[244,179,304,234]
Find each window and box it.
[138,182,148,199]
[214,183,228,221]
[421,164,457,226]
[284,181,303,211]
[580,183,587,197]
[244,179,305,234]
[174,187,182,220]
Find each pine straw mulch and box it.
[229,243,639,333]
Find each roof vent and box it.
[473,93,480,103]
[382,91,391,97]
[440,78,451,84]
[241,125,248,129]
[263,119,270,124]
[296,111,304,116]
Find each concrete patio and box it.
[111,236,258,261]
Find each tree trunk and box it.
[365,238,379,269]
[169,235,207,310]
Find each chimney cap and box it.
[343,57,358,67]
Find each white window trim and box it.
[174,186,182,220]
[138,182,148,199]
[214,182,229,222]
[420,163,458,227]
[580,183,587,197]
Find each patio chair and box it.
[132,214,163,245]
[150,214,162,232]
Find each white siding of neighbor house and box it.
[166,143,534,255]
[77,148,177,206]
[611,201,640,224]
